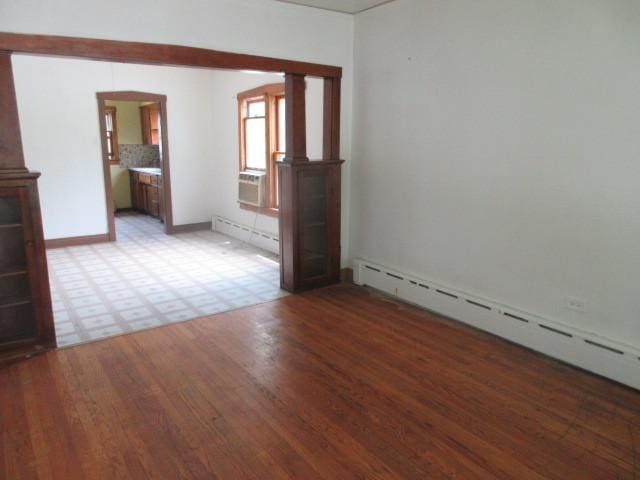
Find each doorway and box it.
[97,91,174,240]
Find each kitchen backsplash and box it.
[119,144,160,167]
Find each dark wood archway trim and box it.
[0,31,344,361]
[0,32,342,79]
[97,91,174,239]
[0,51,27,173]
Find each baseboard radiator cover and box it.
[354,258,639,390]
[213,216,279,255]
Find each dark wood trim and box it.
[237,83,286,102]
[96,97,117,241]
[0,51,27,172]
[240,203,279,218]
[340,267,353,283]
[157,97,173,232]
[168,221,212,234]
[0,32,344,353]
[283,73,308,163]
[45,233,110,249]
[0,32,342,79]
[322,77,341,159]
[96,91,174,239]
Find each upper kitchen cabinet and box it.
[140,103,161,145]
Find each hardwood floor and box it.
[1,284,639,479]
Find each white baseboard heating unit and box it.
[354,258,639,390]
[213,215,279,255]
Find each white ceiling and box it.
[273,0,396,14]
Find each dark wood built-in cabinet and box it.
[0,50,56,360]
[130,170,163,220]
[278,74,343,292]
[0,172,56,358]
[279,160,342,291]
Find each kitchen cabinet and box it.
[140,104,161,145]
[130,170,162,220]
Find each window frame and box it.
[237,83,285,216]
[104,106,120,165]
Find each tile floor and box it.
[48,212,286,347]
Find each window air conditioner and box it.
[238,171,266,207]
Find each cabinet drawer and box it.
[139,173,152,185]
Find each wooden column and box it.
[283,73,308,163]
[0,50,27,172]
[278,73,344,293]
[322,77,341,160]
[322,76,342,286]
[0,50,56,360]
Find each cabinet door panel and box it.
[0,180,54,356]
[0,303,36,343]
[0,227,26,270]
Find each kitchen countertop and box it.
[129,167,161,176]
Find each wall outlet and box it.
[566,296,587,312]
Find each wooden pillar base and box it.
[278,159,344,293]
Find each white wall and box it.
[1,0,353,263]
[13,57,215,236]
[352,0,640,349]
[105,100,143,145]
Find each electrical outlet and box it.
[566,296,587,312]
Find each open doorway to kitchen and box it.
[97,91,174,240]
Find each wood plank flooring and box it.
[1,283,639,479]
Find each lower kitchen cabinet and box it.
[130,171,162,220]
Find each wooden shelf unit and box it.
[0,171,56,358]
[278,159,343,292]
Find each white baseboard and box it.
[212,215,279,255]
[354,258,639,390]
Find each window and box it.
[245,99,266,169]
[104,106,119,165]
[238,83,285,212]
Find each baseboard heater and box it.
[354,258,639,390]
[212,216,279,255]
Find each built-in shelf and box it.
[0,296,32,308]
[306,194,326,201]
[303,251,326,261]
[304,221,326,228]
[0,267,28,278]
[0,223,22,229]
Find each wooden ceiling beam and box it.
[0,32,342,79]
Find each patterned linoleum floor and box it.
[48,212,286,347]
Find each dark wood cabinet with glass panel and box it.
[0,172,56,360]
[278,159,343,292]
